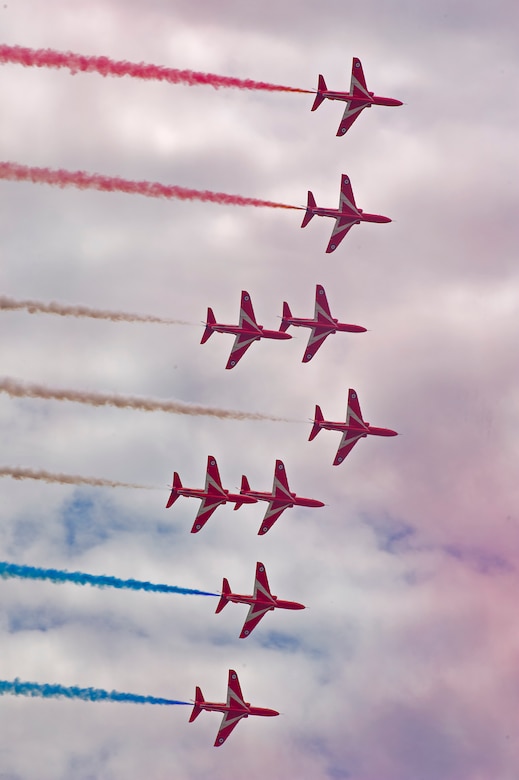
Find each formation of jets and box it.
[185,56,402,745]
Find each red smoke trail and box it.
[0,162,302,210]
[0,44,313,94]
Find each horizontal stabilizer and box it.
[309,405,324,441]
[311,75,327,111]
[215,577,231,613]
[201,308,216,344]
[166,472,182,508]
[280,302,292,332]
[301,191,316,228]
[189,686,204,722]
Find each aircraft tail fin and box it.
[189,686,205,722]
[166,472,182,508]
[215,577,231,613]
[311,75,327,111]
[309,405,324,441]
[201,308,216,344]
[240,474,251,494]
[280,302,292,332]
[301,191,316,228]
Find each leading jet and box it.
[201,290,291,369]
[301,173,391,253]
[281,284,367,362]
[309,388,398,465]
[311,56,403,136]
[189,668,279,746]
[166,456,256,533]
[216,561,305,638]
[240,459,325,535]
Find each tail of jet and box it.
[189,686,205,722]
[240,474,251,494]
[279,302,293,333]
[166,472,182,508]
[215,577,231,613]
[311,75,327,111]
[201,307,216,344]
[301,191,316,228]
[309,405,324,441]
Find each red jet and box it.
[281,284,367,362]
[311,56,403,136]
[216,561,305,638]
[201,290,291,369]
[240,459,325,535]
[189,668,279,746]
[301,173,391,253]
[166,455,256,533]
[309,388,398,465]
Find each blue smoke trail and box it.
[0,678,190,705]
[0,561,219,597]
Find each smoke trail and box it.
[0,295,192,325]
[0,377,293,422]
[0,561,219,596]
[0,466,152,490]
[0,678,190,706]
[0,162,302,210]
[0,44,313,94]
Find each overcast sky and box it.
[0,2,518,778]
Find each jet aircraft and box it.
[301,173,391,253]
[189,668,279,746]
[311,56,403,136]
[201,290,291,369]
[216,561,305,638]
[166,456,256,533]
[309,388,398,465]
[240,459,325,535]
[281,284,367,362]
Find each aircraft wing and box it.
[338,175,359,214]
[257,501,290,535]
[302,327,333,362]
[214,710,246,746]
[350,57,370,99]
[225,333,258,369]
[336,100,366,136]
[314,285,333,322]
[333,429,366,466]
[239,602,273,638]
[190,496,224,533]
[205,456,226,495]
[326,216,357,253]
[346,388,365,428]
[238,291,258,329]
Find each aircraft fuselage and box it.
[319,421,398,437]
[176,488,256,505]
[209,323,291,341]
[311,206,391,224]
[198,701,279,718]
[224,592,306,611]
[321,90,402,108]
[240,489,324,509]
[286,316,366,334]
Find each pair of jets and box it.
[202,285,365,368]
[166,457,324,535]
[303,56,402,251]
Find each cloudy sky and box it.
[1,1,518,778]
